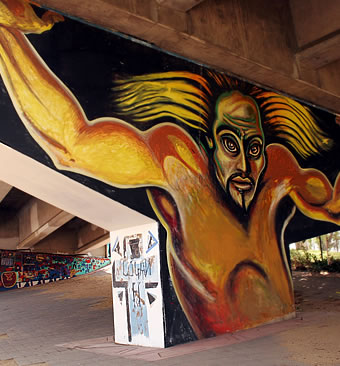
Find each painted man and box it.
[0,0,339,338]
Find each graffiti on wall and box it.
[111,223,164,347]
[0,0,339,344]
[0,250,111,291]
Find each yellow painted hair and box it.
[113,71,211,131]
[112,71,332,159]
[253,91,332,159]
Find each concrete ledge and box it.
[58,313,300,361]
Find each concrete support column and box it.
[110,222,165,348]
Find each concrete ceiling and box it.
[32,0,340,116]
[0,183,108,255]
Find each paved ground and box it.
[0,268,339,366]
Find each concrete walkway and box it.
[0,268,339,366]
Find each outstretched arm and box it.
[266,144,340,226]
[0,0,167,188]
[289,170,340,225]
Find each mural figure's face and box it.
[211,91,266,211]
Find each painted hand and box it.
[0,0,63,34]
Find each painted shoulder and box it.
[146,123,209,178]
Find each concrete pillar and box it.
[110,222,165,348]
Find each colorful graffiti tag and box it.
[0,250,111,291]
[0,0,339,345]
[111,223,164,347]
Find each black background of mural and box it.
[0,16,198,346]
[0,14,339,345]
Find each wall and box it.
[0,250,110,291]
[88,245,107,258]
[32,227,78,254]
[0,1,338,347]
[0,211,18,250]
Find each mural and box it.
[111,223,164,347]
[0,250,111,291]
[0,0,339,345]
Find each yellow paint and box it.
[305,177,328,201]
[159,196,176,218]
[168,135,202,174]
[0,0,63,34]
[0,0,339,338]
[257,93,332,158]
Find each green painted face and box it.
[211,91,266,211]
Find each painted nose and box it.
[236,150,248,174]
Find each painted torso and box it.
[148,125,295,337]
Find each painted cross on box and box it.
[111,222,164,348]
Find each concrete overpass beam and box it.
[0,210,18,250]
[33,0,340,113]
[289,0,340,49]
[32,226,78,254]
[76,223,109,254]
[75,233,110,254]
[156,0,205,12]
[17,198,74,249]
[296,34,340,70]
[0,181,12,203]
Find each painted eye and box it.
[222,136,239,154]
[248,142,262,158]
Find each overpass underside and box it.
[0,0,339,349]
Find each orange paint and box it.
[0,0,339,340]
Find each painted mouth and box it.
[230,176,253,192]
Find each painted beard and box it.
[227,173,256,211]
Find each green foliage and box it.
[290,249,340,273]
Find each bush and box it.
[290,249,340,273]
[326,257,340,272]
[290,249,317,271]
